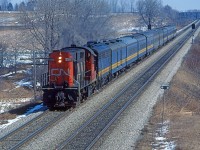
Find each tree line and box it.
[19,0,182,53]
[0,0,36,11]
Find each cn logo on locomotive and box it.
[51,68,69,76]
[65,58,73,61]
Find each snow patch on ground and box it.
[0,70,28,78]
[0,69,33,89]
[15,79,33,88]
[0,103,44,129]
[152,120,176,150]
[0,115,26,129]
[0,102,21,114]
[118,26,147,34]
[0,98,32,114]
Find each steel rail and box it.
[0,110,66,150]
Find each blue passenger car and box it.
[151,30,160,49]
[142,31,154,54]
[166,26,177,40]
[118,36,138,66]
[162,27,169,43]
[161,25,176,43]
[89,43,111,82]
[128,34,147,59]
[155,28,165,46]
[104,40,127,74]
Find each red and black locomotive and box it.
[42,45,97,108]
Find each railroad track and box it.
[0,110,66,150]
[56,23,199,150]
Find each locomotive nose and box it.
[49,51,74,87]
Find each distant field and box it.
[0,11,22,25]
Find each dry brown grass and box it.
[135,35,200,149]
[0,113,17,125]
[0,78,33,101]
[0,67,34,101]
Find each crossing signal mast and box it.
[192,23,196,30]
[192,23,195,44]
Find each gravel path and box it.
[1,27,194,150]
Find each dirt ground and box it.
[135,36,200,149]
[0,66,34,99]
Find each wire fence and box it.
[0,50,47,105]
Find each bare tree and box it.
[21,0,112,53]
[136,0,162,29]
[119,0,127,12]
[0,41,8,68]
[130,0,135,12]
[59,0,112,47]
[0,0,8,11]
[19,1,26,11]
[109,0,119,13]
[163,5,179,24]
[21,0,65,55]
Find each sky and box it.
[10,0,26,5]
[162,0,200,11]
[10,0,200,12]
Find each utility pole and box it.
[14,47,17,74]
[33,50,37,101]
[20,51,48,102]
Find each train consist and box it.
[41,26,177,108]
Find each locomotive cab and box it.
[42,46,97,108]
